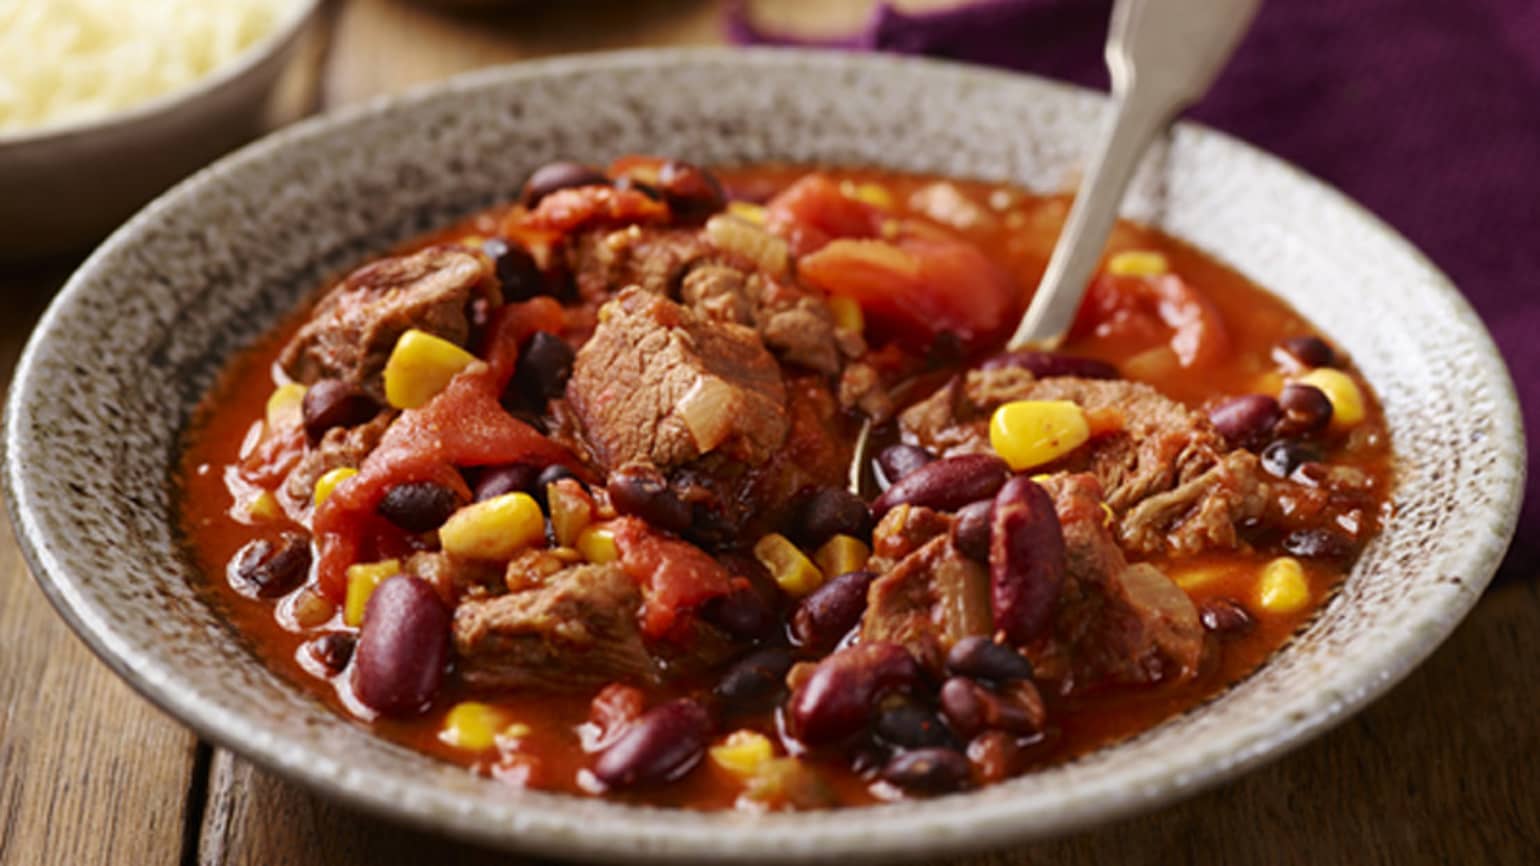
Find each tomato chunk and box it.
[610,517,734,641]
[1071,272,1231,368]
[765,174,887,257]
[514,186,668,236]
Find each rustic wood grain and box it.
[0,270,202,866]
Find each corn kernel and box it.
[1107,250,1170,277]
[547,482,593,548]
[840,180,894,210]
[1100,501,1117,528]
[727,201,767,224]
[439,492,544,561]
[344,558,401,626]
[989,400,1091,472]
[577,524,620,564]
[1257,556,1310,613]
[245,490,283,522]
[503,722,531,739]
[313,466,358,507]
[710,730,775,778]
[813,534,870,579]
[383,329,477,410]
[458,234,486,248]
[439,701,509,752]
[827,295,864,335]
[290,588,336,629]
[754,533,824,597]
[1295,368,1365,427]
[1170,562,1229,591]
[265,383,307,431]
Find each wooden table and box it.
[2,1,1536,863]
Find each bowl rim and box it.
[4,47,1525,862]
[0,0,322,148]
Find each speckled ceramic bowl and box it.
[3,50,1524,863]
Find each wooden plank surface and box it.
[2,1,1537,864]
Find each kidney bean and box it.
[306,632,356,675]
[713,647,794,710]
[301,379,378,444]
[789,642,921,745]
[1283,527,1357,560]
[351,576,449,717]
[939,677,1044,739]
[1259,440,1320,479]
[607,465,691,533]
[474,463,540,502]
[521,161,608,207]
[1275,335,1335,370]
[789,486,873,547]
[1208,394,1280,448]
[979,350,1119,380]
[950,500,994,563]
[872,454,1010,518]
[614,175,662,201]
[482,238,545,301]
[881,747,971,793]
[1199,597,1256,636]
[701,586,776,640]
[790,570,878,651]
[657,161,726,218]
[592,698,711,788]
[514,331,576,405]
[875,443,934,489]
[377,481,461,533]
[230,532,311,599]
[1276,383,1333,438]
[945,635,1034,683]
[989,477,1067,644]
[874,701,957,750]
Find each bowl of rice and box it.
[0,0,321,260]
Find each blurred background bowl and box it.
[0,0,324,263]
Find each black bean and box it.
[874,702,957,750]
[1283,527,1357,560]
[521,161,608,208]
[307,632,356,675]
[474,463,540,502]
[1259,440,1320,479]
[938,676,1044,739]
[1208,394,1280,448]
[656,161,725,218]
[790,570,878,651]
[872,454,1011,518]
[881,748,971,793]
[875,444,934,489]
[789,642,920,745]
[613,175,662,201]
[230,532,311,599]
[713,647,794,710]
[377,481,461,533]
[789,486,873,547]
[950,500,994,563]
[592,698,711,788]
[939,677,985,739]
[979,350,1119,380]
[513,331,576,406]
[351,576,449,716]
[1199,598,1256,635]
[606,465,690,533]
[1275,335,1335,370]
[483,238,544,301]
[301,379,378,444]
[945,636,1034,683]
[1276,383,1333,438]
[701,586,776,640]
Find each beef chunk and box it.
[681,263,845,374]
[900,370,1268,555]
[1030,473,1203,687]
[861,535,993,673]
[567,287,788,470]
[568,226,711,303]
[279,246,495,398]
[281,411,394,511]
[452,564,659,691]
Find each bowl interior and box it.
[3,50,1523,863]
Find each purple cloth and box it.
[731,0,1539,577]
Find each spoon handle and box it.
[1006,0,1262,352]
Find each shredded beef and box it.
[567,287,788,471]
[279,246,495,398]
[861,534,992,673]
[452,564,659,691]
[568,226,710,303]
[900,369,1269,555]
